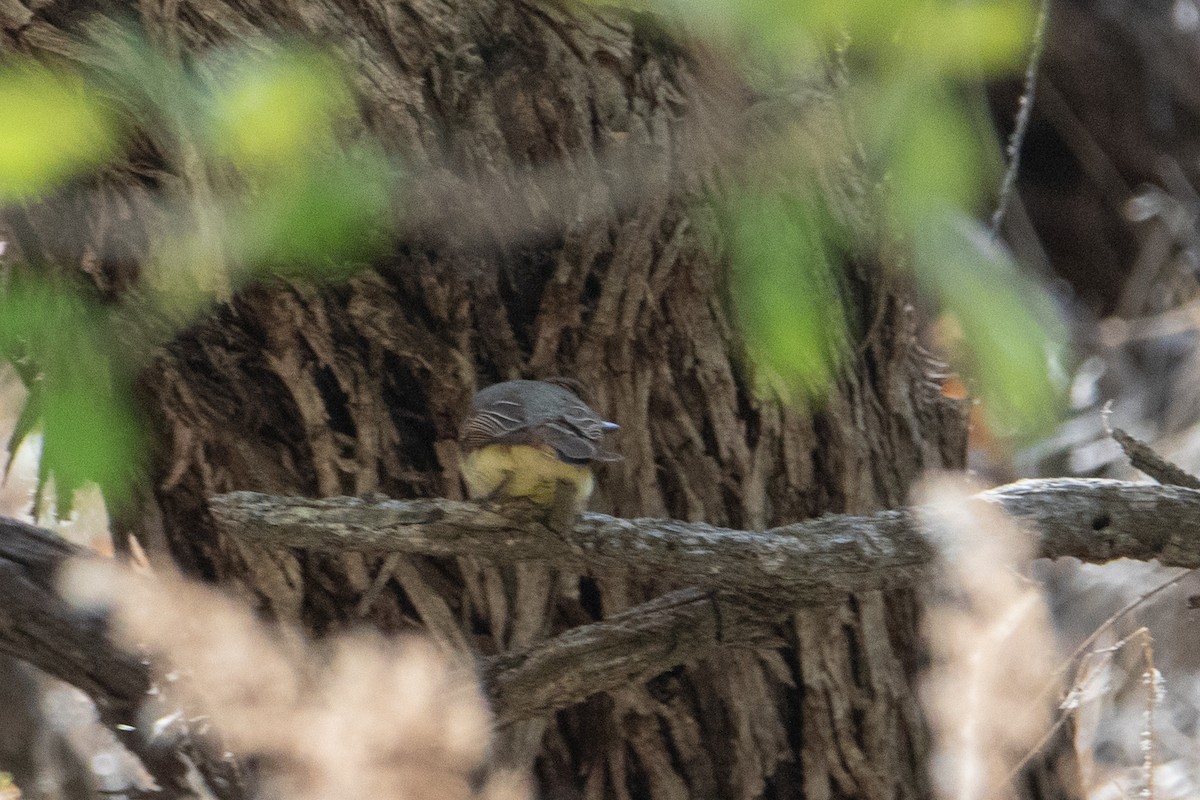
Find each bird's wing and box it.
[535,421,601,463]
[461,399,532,450]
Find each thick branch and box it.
[0,518,147,706]
[210,477,1200,722]
[481,587,784,723]
[210,479,1200,602]
[209,494,929,605]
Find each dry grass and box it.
[60,560,523,800]
[915,475,1195,800]
[917,476,1060,800]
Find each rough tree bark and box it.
[1,1,1078,799]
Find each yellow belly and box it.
[461,445,595,509]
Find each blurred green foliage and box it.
[914,213,1064,434]
[0,32,393,513]
[0,282,141,512]
[880,82,982,223]
[230,147,394,271]
[728,192,848,399]
[610,0,1064,437]
[608,0,1034,74]
[205,48,352,169]
[0,65,117,200]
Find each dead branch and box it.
[482,587,785,724]
[1109,426,1200,489]
[209,478,1200,598]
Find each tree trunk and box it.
[2,1,1075,798]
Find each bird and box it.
[459,379,621,517]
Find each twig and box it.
[1007,571,1191,784]
[1108,424,1200,490]
[1063,569,1192,672]
[991,0,1052,237]
[1139,633,1159,800]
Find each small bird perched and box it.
[460,379,621,515]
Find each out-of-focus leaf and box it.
[913,211,1065,436]
[231,148,396,274]
[0,283,142,512]
[586,0,1033,75]
[903,2,1035,75]
[4,381,42,479]
[39,364,140,512]
[728,191,849,399]
[883,86,983,225]
[797,0,904,48]
[0,64,118,199]
[206,47,353,170]
[773,0,1032,74]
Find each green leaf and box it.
[769,0,1033,74]
[0,64,118,199]
[205,47,354,170]
[229,147,396,274]
[38,362,140,512]
[902,2,1036,76]
[0,282,142,512]
[797,0,902,46]
[728,192,849,399]
[4,382,41,481]
[884,86,983,225]
[585,0,1033,76]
